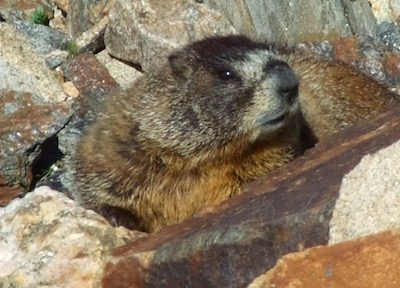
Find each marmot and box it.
[74,35,398,232]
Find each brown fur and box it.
[282,50,399,139]
[74,35,398,232]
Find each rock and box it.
[8,19,72,68]
[49,6,70,34]
[45,49,70,69]
[377,20,400,54]
[0,186,146,287]
[331,36,400,87]
[63,81,80,98]
[203,0,376,43]
[0,22,72,195]
[329,140,400,244]
[68,0,114,37]
[0,0,52,22]
[96,50,143,89]
[61,53,119,109]
[248,230,400,288]
[75,15,108,54]
[0,185,23,207]
[0,90,71,190]
[54,0,70,13]
[104,0,236,71]
[0,23,67,102]
[101,106,400,287]
[370,0,400,24]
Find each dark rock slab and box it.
[0,90,72,194]
[101,105,400,288]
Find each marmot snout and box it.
[74,35,398,232]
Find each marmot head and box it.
[136,35,300,157]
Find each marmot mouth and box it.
[265,113,287,125]
[258,111,288,127]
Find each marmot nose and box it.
[265,60,299,104]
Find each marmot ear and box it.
[168,51,194,84]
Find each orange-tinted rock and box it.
[61,54,119,95]
[0,179,23,206]
[332,37,362,65]
[250,230,400,288]
[383,52,400,78]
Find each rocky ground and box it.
[1,0,400,287]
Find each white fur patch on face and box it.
[234,49,300,136]
[232,49,283,83]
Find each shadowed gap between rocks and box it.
[29,135,64,191]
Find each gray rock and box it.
[96,49,143,89]
[74,15,108,54]
[370,0,400,24]
[104,0,236,71]
[9,19,72,68]
[329,140,400,244]
[0,186,146,287]
[0,23,67,101]
[68,0,114,37]
[203,0,376,43]
[377,20,400,52]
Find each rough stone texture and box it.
[0,186,146,287]
[0,90,72,190]
[49,6,70,34]
[0,186,22,207]
[55,0,70,13]
[0,0,53,22]
[104,0,236,71]
[248,230,400,288]
[63,81,80,98]
[96,50,143,89]
[204,0,376,43]
[0,22,72,195]
[0,23,67,102]
[8,19,72,68]
[329,140,400,244]
[75,15,108,54]
[370,0,400,24]
[68,0,114,37]
[331,36,400,87]
[61,53,119,110]
[378,20,400,54]
[101,105,400,288]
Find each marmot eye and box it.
[218,70,237,81]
